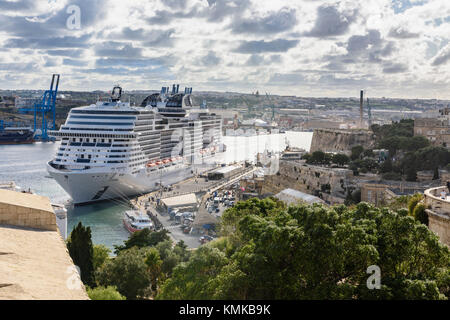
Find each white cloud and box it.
[0,0,447,98]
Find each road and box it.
[135,165,258,249]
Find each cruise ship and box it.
[47,85,224,204]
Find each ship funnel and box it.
[172,84,176,94]
[176,84,180,93]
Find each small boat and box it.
[123,210,154,233]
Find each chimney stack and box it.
[360,90,364,128]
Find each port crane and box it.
[19,74,60,141]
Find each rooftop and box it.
[275,188,325,205]
[211,165,241,175]
[161,193,198,207]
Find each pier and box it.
[134,163,257,248]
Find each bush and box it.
[87,286,126,300]
[351,146,364,160]
[332,154,350,166]
[158,199,450,300]
[413,203,428,226]
[408,194,424,216]
[93,244,111,271]
[96,247,152,300]
[382,171,402,181]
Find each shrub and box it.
[413,203,428,226]
[87,286,126,300]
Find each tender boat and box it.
[123,210,154,233]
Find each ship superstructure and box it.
[47,85,224,204]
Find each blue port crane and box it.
[19,74,60,141]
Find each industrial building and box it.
[207,165,241,180]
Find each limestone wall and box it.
[261,160,353,204]
[424,186,450,247]
[310,129,374,153]
[0,190,57,231]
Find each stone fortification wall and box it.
[310,129,374,153]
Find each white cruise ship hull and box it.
[48,162,214,205]
[47,85,225,205]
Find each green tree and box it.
[157,246,229,300]
[155,240,191,277]
[351,145,364,160]
[145,247,163,294]
[433,167,440,180]
[306,151,328,165]
[158,199,450,300]
[382,171,402,181]
[413,203,428,226]
[87,286,126,300]
[67,222,94,287]
[379,159,393,173]
[114,229,170,254]
[96,247,152,300]
[332,153,350,167]
[408,193,424,216]
[93,244,111,271]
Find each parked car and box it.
[183,226,191,234]
[199,235,214,244]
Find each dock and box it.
[134,163,257,248]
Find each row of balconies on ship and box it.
[53,156,144,165]
[55,149,145,160]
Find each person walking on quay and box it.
[447,180,450,193]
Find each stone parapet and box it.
[424,186,450,247]
[0,189,56,231]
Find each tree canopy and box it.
[113,229,170,254]
[67,222,95,287]
[157,198,450,300]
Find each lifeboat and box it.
[146,162,156,167]
[163,159,171,164]
[156,161,163,165]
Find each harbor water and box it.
[0,132,312,250]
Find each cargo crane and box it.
[19,74,60,141]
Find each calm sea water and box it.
[0,131,312,249]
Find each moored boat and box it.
[123,210,154,233]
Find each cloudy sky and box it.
[0,0,449,98]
